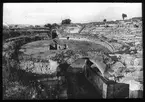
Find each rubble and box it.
[122,71,143,83]
[19,59,59,75]
[109,61,125,77]
[117,68,143,98]
[110,61,125,71]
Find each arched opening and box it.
[51,30,58,39]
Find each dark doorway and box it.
[51,30,58,39]
[50,44,57,50]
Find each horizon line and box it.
[4,16,142,26]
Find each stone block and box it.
[85,66,129,98]
[129,90,143,98]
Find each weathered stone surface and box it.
[129,90,143,98]
[120,54,132,64]
[121,70,143,83]
[131,71,143,78]
[19,59,59,75]
[119,79,142,91]
[86,64,129,98]
[68,58,87,73]
[90,59,106,76]
[134,58,142,65]
[118,69,143,98]
[49,59,59,74]
[130,46,136,50]
[110,61,125,71]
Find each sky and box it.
[3,3,142,25]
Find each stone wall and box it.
[3,35,47,84]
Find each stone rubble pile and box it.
[81,18,142,98]
[59,18,143,98]
[104,53,143,98]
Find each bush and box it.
[44,23,52,28]
[51,23,60,29]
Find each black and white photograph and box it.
[2,3,143,99]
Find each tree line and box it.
[44,19,71,28]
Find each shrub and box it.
[44,23,52,28]
[122,13,127,20]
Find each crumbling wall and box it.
[3,35,46,84]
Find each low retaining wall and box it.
[60,37,115,53]
[3,35,45,58]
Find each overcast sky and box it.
[3,3,142,25]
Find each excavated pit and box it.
[4,34,142,99]
[16,38,112,99]
[5,34,140,99]
[18,39,111,74]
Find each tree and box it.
[44,23,52,28]
[35,25,40,28]
[51,23,60,29]
[29,25,34,28]
[103,19,107,27]
[122,13,127,20]
[61,19,71,25]
[103,19,107,23]
[15,25,18,28]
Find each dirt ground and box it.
[19,39,110,59]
